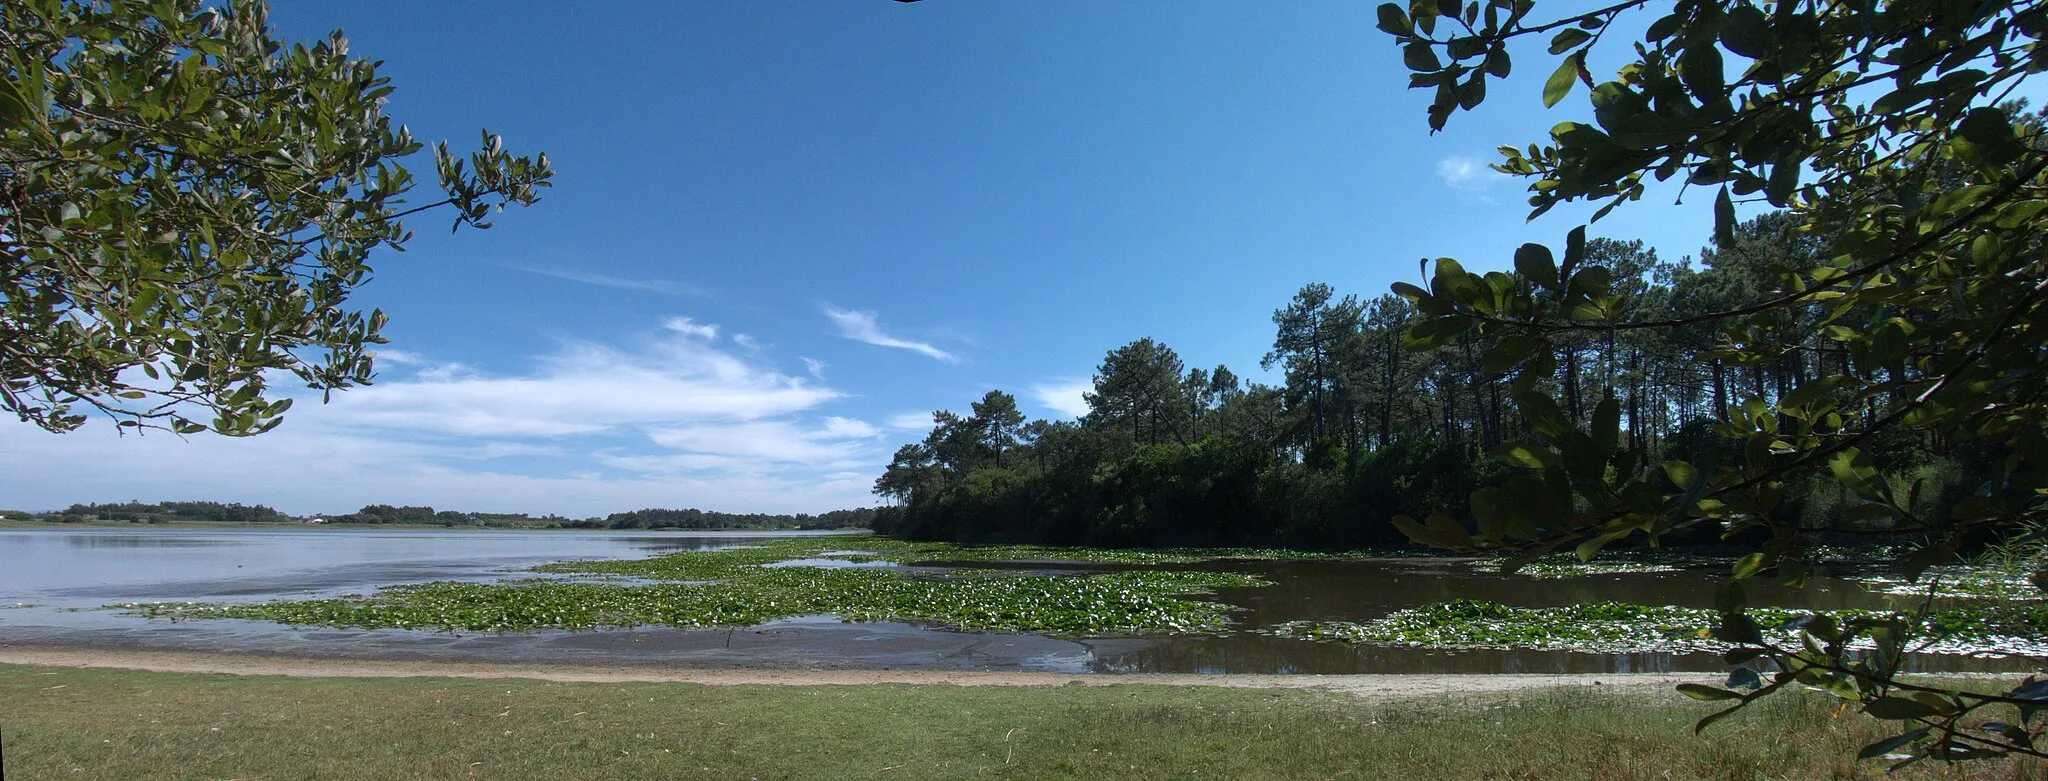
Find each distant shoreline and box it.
[0,519,870,532]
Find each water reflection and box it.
[64,534,244,548]
[0,528,847,605]
[1197,558,1899,629]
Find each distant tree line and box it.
[325,504,574,527]
[558,507,878,531]
[27,501,877,530]
[874,214,1977,549]
[54,501,290,524]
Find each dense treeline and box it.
[874,215,1975,549]
[559,507,878,531]
[56,501,290,524]
[327,505,573,527]
[21,502,877,530]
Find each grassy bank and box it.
[4,665,2041,779]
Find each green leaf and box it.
[1561,225,1586,274]
[1424,511,1474,548]
[1645,13,1683,41]
[1858,728,1931,760]
[1482,335,1542,373]
[1995,200,2048,230]
[1404,316,1472,350]
[1404,42,1442,72]
[1662,460,1697,490]
[0,81,28,130]
[1869,82,1928,115]
[1513,242,1559,291]
[1826,447,1884,498]
[1548,28,1590,55]
[1778,375,1849,410]
[1732,552,1765,579]
[1482,46,1511,78]
[1516,390,1572,440]
[1956,106,2021,165]
[1677,44,1724,102]
[1719,6,1771,58]
[1677,683,1741,701]
[1863,697,1938,721]
[1713,186,1735,246]
[1575,532,1622,561]
[1375,3,1413,35]
[1391,512,1475,550]
[1543,52,1582,108]
[1715,612,1763,644]
[1590,396,1620,454]
[1494,443,1553,468]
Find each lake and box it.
[0,527,2032,675]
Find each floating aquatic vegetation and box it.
[1468,556,1682,579]
[835,540,1402,566]
[534,537,1391,577]
[117,538,1271,635]
[1267,599,2048,657]
[1855,566,2047,602]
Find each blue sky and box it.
[4,1,1734,516]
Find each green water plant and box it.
[119,538,1270,635]
[1271,599,2048,657]
[1469,555,1681,579]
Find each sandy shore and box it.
[0,645,1721,696]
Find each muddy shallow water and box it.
[0,528,2036,674]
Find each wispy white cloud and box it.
[733,334,763,351]
[369,349,475,382]
[1030,379,1092,419]
[662,316,719,341]
[327,326,834,438]
[0,309,925,515]
[1436,155,1503,204]
[823,305,959,363]
[887,411,935,431]
[0,315,893,516]
[801,357,827,379]
[371,349,429,366]
[0,419,881,515]
[415,362,481,382]
[507,264,705,296]
[628,416,884,471]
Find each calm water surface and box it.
[0,528,2034,675]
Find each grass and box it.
[4,664,2045,779]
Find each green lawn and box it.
[4,665,2043,779]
